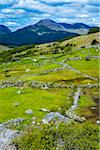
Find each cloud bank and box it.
[0,0,99,31]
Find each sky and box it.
[0,0,99,31]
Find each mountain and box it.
[0,19,92,46]
[59,23,90,29]
[36,19,66,31]
[0,20,79,46]
[0,25,12,35]
[59,23,91,35]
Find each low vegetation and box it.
[14,122,99,150]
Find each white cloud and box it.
[0,0,19,5]
[12,0,54,13]
[1,8,26,15]
[0,0,99,30]
[6,21,18,25]
[41,0,89,3]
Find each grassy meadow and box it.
[0,32,99,149]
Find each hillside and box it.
[0,33,99,149]
[0,25,12,35]
[37,32,100,51]
[61,32,100,48]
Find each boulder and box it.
[25,109,33,115]
[96,120,100,125]
[42,112,70,124]
[40,108,50,112]
[26,69,31,73]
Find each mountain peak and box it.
[72,23,91,29]
[37,19,55,24]
[35,19,66,31]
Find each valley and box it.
[0,32,100,149]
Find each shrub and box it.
[91,39,99,45]
[14,122,99,150]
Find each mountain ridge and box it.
[0,19,94,46]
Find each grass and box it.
[76,88,99,122]
[61,32,100,48]
[14,121,99,150]
[67,59,99,78]
[0,33,99,149]
[0,87,72,123]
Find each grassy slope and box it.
[0,45,10,52]
[0,33,99,149]
[61,32,100,48]
[0,33,99,123]
[37,32,100,49]
[0,87,72,122]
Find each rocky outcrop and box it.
[0,80,99,89]
[42,112,70,124]
[0,125,19,150]
[0,118,24,150]
[65,88,85,122]
[42,88,85,124]
[2,118,25,128]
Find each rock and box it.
[26,69,31,73]
[17,90,22,94]
[25,109,33,115]
[2,118,25,127]
[96,120,100,125]
[32,121,35,126]
[42,112,70,124]
[40,108,50,112]
[33,59,37,62]
[13,102,20,107]
[81,117,86,122]
[41,84,49,90]
[66,112,83,122]
[0,125,21,150]
[91,107,96,110]
[68,57,82,61]
[85,56,90,61]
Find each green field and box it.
[0,33,99,149]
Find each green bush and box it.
[14,122,99,150]
[91,39,99,45]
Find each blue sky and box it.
[0,0,99,31]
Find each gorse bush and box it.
[14,121,99,150]
[91,39,99,45]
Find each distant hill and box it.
[0,19,94,46]
[59,22,90,29]
[0,25,12,35]
[59,23,91,35]
[38,32,100,50]
[0,45,11,53]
